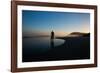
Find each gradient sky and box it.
[22,10,90,37]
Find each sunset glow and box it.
[22,10,90,37]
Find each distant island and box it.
[56,32,90,39]
[69,32,90,37]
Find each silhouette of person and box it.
[51,30,54,39]
[50,30,54,48]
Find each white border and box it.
[17,5,94,68]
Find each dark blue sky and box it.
[22,10,90,37]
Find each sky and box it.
[22,10,90,37]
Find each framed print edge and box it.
[11,1,17,72]
[11,1,97,72]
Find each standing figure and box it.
[51,30,54,39]
[50,30,54,48]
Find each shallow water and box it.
[23,37,90,62]
[23,37,65,52]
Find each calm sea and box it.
[23,37,65,53]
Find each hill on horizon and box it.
[67,32,90,37]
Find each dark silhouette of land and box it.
[23,32,90,62]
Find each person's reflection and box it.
[50,30,54,48]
